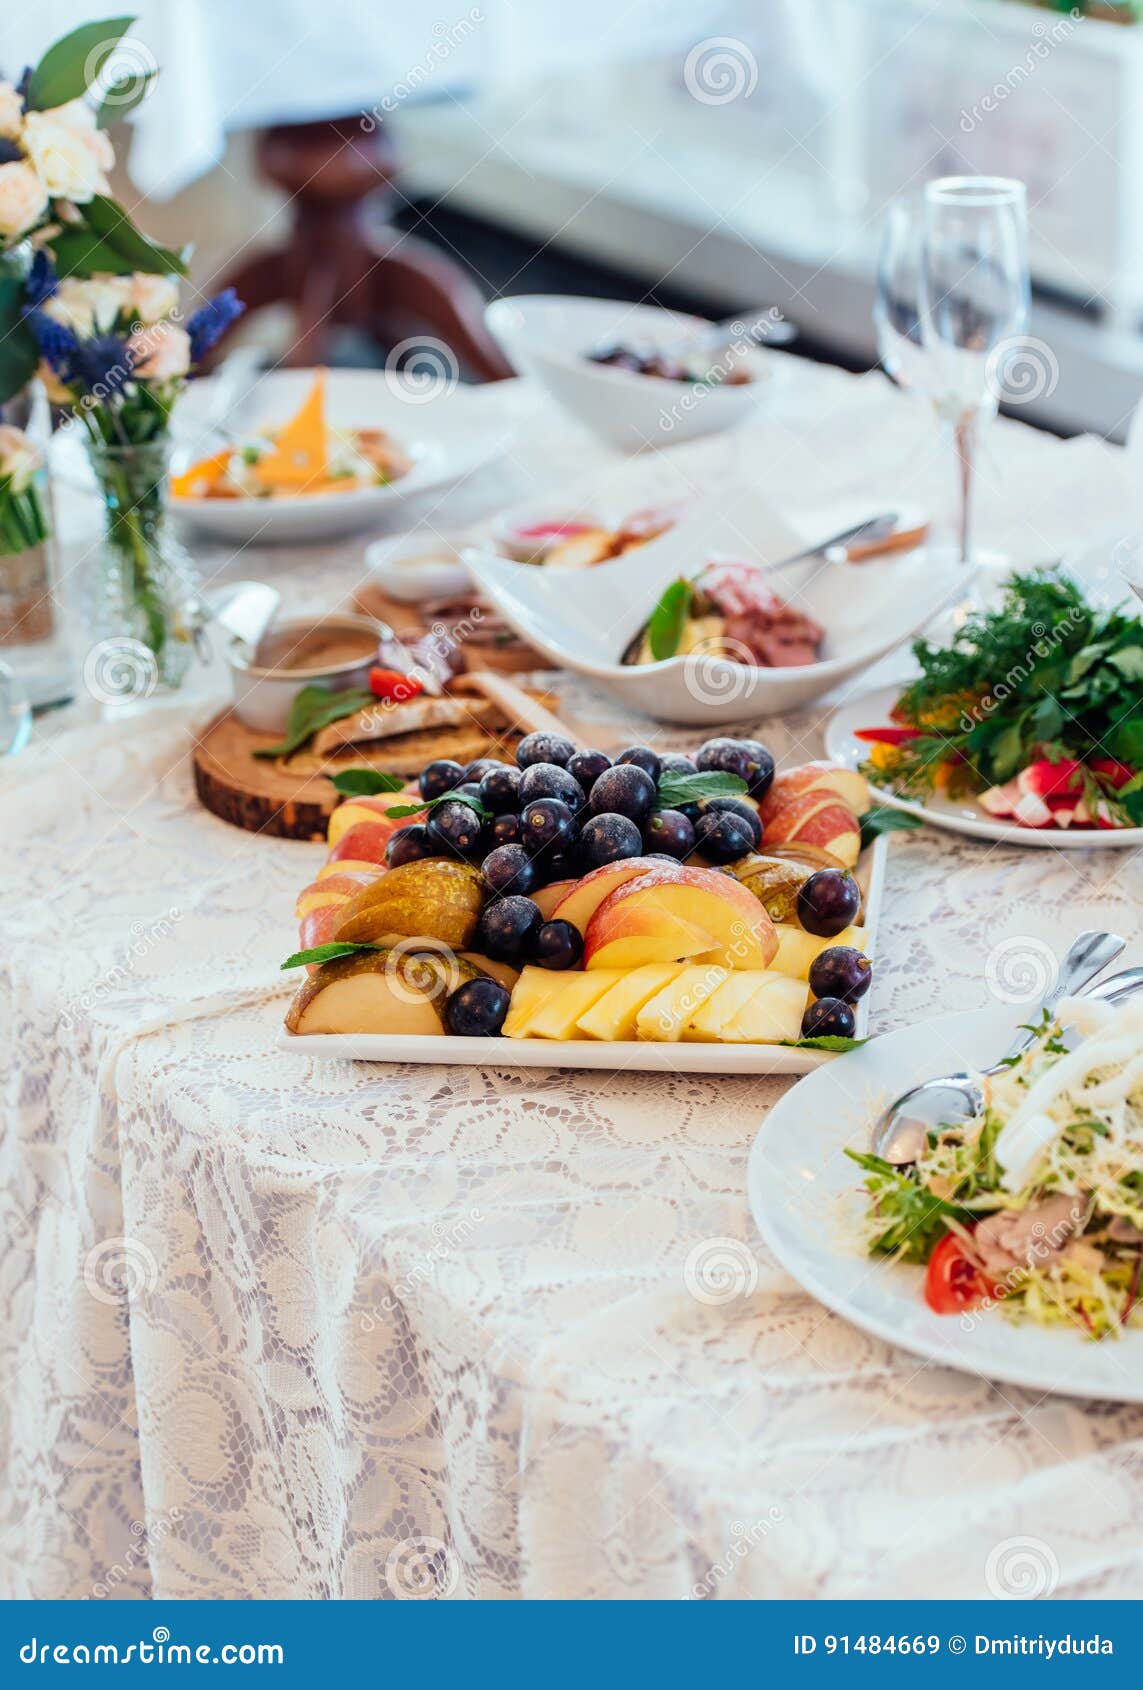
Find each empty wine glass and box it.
[876,178,1030,569]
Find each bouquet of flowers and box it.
[0,16,186,404]
[0,423,48,555]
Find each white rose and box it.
[128,319,190,381]
[129,273,179,324]
[0,425,42,492]
[45,275,132,336]
[0,82,23,142]
[0,161,48,238]
[23,110,108,202]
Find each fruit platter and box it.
[279,727,892,1072]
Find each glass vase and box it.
[83,439,204,696]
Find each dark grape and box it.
[516,731,575,769]
[702,796,761,849]
[642,808,695,859]
[490,812,522,848]
[482,843,537,896]
[476,894,543,961]
[658,753,697,776]
[479,765,521,814]
[677,802,701,824]
[796,869,861,938]
[615,744,662,782]
[463,757,506,783]
[694,737,775,797]
[808,946,872,1004]
[567,749,612,790]
[426,799,483,855]
[518,762,586,811]
[800,997,856,1040]
[385,824,436,867]
[588,763,656,823]
[539,849,581,884]
[531,919,584,971]
[443,977,510,1036]
[453,781,484,802]
[420,758,465,801]
[579,812,643,868]
[521,797,576,855]
[693,809,757,864]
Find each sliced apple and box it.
[295,871,377,919]
[758,792,861,868]
[759,761,869,823]
[285,949,479,1035]
[526,970,625,1039]
[576,963,684,1040]
[503,966,568,1038]
[635,964,730,1042]
[583,865,777,972]
[316,859,381,881]
[327,798,406,850]
[531,879,578,920]
[772,923,866,980]
[553,857,685,936]
[328,821,405,866]
[297,902,345,959]
[332,858,484,947]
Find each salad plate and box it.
[749,1005,1143,1404]
[826,684,1143,849]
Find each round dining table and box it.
[3,359,1143,1601]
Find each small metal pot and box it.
[226,611,391,734]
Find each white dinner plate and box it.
[166,368,514,543]
[464,487,969,725]
[277,836,887,1070]
[826,683,1143,849]
[749,1006,1143,1403]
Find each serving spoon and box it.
[869,930,1128,1165]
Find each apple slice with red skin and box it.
[552,856,686,936]
[758,790,861,867]
[759,762,869,827]
[295,871,378,919]
[583,864,777,972]
[327,820,404,865]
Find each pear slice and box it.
[333,858,484,947]
[285,948,478,1036]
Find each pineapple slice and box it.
[635,964,730,1042]
[720,975,809,1043]
[527,970,625,1039]
[772,924,866,981]
[682,972,765,1041]
[576,964,684,1041]
[503,966,567,1038]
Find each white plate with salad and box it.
[749,997,1143,1402]
[824,570,1143,848]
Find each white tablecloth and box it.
[3,365,1143,1600]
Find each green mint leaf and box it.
[253,686,375,760]
[25,16,135,110]
[655,770,748,808]
[52,196,189,279]
[858,806,924,850]
[95,67,157,128]
[647,577,693,661]
[780,1035,869,1053]
[330,768,407,797]
[280,942,382,970]
[384,789,490,820]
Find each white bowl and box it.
[484,295,773,451]
[225,612,388,734]
[363,531,473,603]
[169,368,514,544]
[464,488,968,726]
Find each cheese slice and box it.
[255,370,330,490]
[170,448,229,498]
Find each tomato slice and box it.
[924,1233,1002,1314]
[852,726,924,746]
[369,666,423,702]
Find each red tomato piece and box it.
[369,667,423,703]
[924,1233,1002,1315]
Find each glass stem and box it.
[953,410,976,568]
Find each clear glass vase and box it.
[83,439,204,696]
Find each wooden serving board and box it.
[192,672,586,841]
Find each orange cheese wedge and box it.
[254,370,329,491]
[170,449,230,498]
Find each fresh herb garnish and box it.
[384,789,491,820]
[253,686,375,760]
[844,1148,971,1260]
[858,806,924,849]
[781,1035,869,1053]
[656,769,748,808]
[281,941,382,970]
[646,577,694,660]
[330,768,407,797]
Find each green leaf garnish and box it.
[52,195,190,279]
[780,1035,869,1052]
[647,577,694,661]
[95,67,157,128]
[281,942,382,970]
[0,267,38,406]
[330,769,407,797]
[25,15,135,110]
[384,789,490,820]
[253,686,375,760]
[656,770,748,808]
[858,806,923,850]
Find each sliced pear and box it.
[333,858,484,947]
[576,964,685,1040]
[524,970,625,1039]
[772,923,866,981]
[284,949,479,1036]
[728,854,814,925]
[459,952,520,991]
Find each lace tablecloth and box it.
[3,368,1143,1600]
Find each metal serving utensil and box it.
[869,931,1127,1166]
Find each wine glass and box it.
[875,178,1030,569]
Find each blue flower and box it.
[70,334,135,398]
[186,288,245,366]
[0,138,22,166]
[27,310,79,381]
[24,250,58,308]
